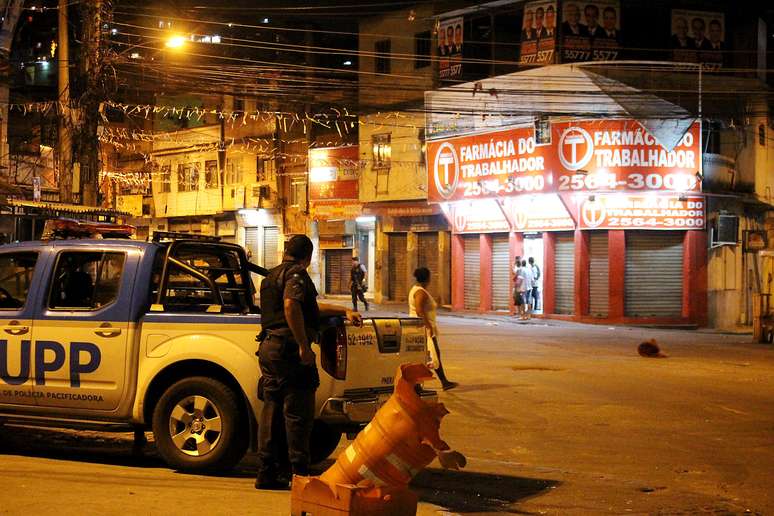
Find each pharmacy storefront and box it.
[428,118,707,326]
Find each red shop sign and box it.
[426,119,702,203]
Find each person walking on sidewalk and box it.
[409,267,458,391]
[349,256,369,311]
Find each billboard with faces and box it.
[559,0,621,63]
[671,10,725,70]
[438,16,463,79]
[519,1,558,66]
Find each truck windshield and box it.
[0,252,38,310]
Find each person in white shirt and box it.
[409,267,457,391]
[515,259,533,320]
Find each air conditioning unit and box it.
[711,213,739,248]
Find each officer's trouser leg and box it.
[357,290,369,310]
[351,287,358,311]
[284,387,316,476]
[257,389,285,481]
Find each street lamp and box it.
[165,35,186,50]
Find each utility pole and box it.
[57,0,72,202]
[0,0,24,182]
[77,0,104,206]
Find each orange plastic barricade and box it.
[290,363,465,516]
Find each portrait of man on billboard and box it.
[545,5,556,36]
[691,17,711,50]
[438,24,447,55]
[562,3,588,36]
[454,23,463,53]
[600,6,619,42]
[708,18,724,50]
[670,16,694,49]
[584,3,603,38]
[534,7,548,38]
[522,9,536,40]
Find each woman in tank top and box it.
[409,267,458,391]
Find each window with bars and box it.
[372,133,391,169]
[205,160,219,188]
[226,158,243,184]
[160,165,171,193]
[290,180,306,208]
[414,31,431,69]
[375,39,391,74]
[177,163,200,192]
[256,156,276,182]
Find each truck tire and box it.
[152,377,248,473]
[309,420,342,464]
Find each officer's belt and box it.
[259,327,319,342]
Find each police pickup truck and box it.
[0,233,430,472]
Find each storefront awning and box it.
[363,201,441,218]
[425,62,697,151]
[4,199,130,217]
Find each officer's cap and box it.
[285,234,314,260]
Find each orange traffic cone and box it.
[290,363,465,516]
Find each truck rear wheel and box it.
[152,377,247,473]
[310,420,342,464]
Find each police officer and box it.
[255,234,361,490]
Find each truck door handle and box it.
[3,323,29,335]
[94,324,122,338]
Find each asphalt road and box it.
[1,317,772,515]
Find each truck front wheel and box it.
[152,377,248,473]
[309,420,342,464]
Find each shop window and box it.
[375,39,391,74]
[372,133,391,170]
[49,252,125,310]
[0,252,38,310]
[414,31,431,69]
[159,164,171,193]
[290,180,306,208]
[205,160,219,188]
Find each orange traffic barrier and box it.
[290,363,465,516]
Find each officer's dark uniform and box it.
[256,258,320,485]
[350,262,368,311]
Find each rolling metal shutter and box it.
[463,235,480,310]
[554,233,575,314]
[491,234,511,311]
[417,233,439,300]
[588,232,609,317]
[245,227,259,259]
[263,226,280,269]
[388,233,408,301]
[325,249,351,295]
[245,227,261,291]
[625,232,684,317]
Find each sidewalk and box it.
[320,296,560,326]
[319,296,753,335]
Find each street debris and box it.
[638,339,667,358]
